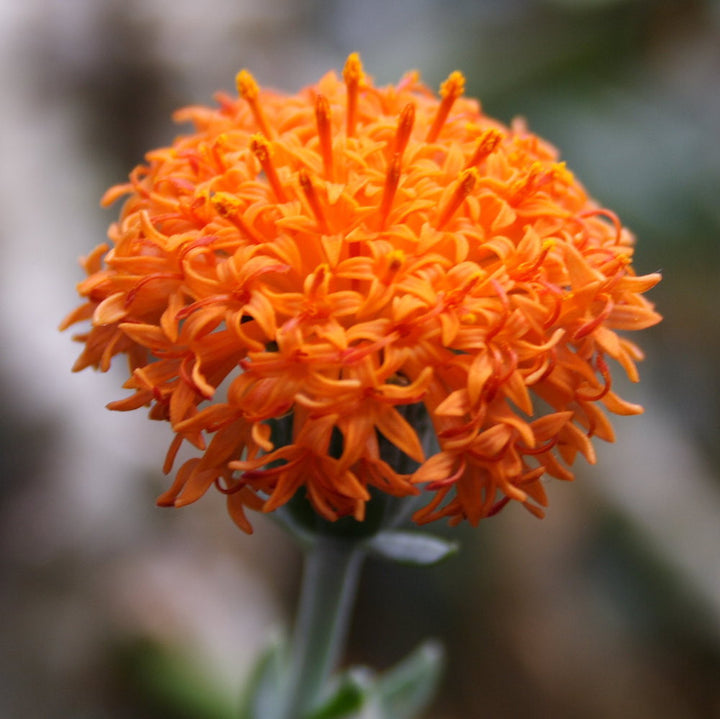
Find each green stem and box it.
[280,538,365,719]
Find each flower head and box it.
[62,54,661,533]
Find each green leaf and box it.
[305,668,372,719]
[363,530,459,566]
[301,643,444,719]
[238,634,287,719]
[375,641,444,719]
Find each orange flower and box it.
[62,54,661,533]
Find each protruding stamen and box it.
[299,169,329,233]
[436,167,478,230]
[394,103,415,158]
[343,53,364,138]
[236,70,272,138]
[426,71,465,142]
[198,135,231,172]
[510,162,545,204]
[315,94,334,180]
[250,135,288,203]
[379,153,402,228]
[464,128,503,169]
[212,134,231,169]
[510,162,567,205]
[210,191,263,243]
[513,238,556,281]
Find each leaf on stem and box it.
[238,634,287,719]
[304,641,445,719]
[363,530,459,566]
[375,641,444,719]
[304,668,372,719]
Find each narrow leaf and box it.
[304,669,371,719]
[238,634,287,719]
[363,530,459,566]
[376,641,444,719]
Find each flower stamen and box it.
[464,128,503,169]
[210,191,263,244]
[426,70,465,142]
[394,103,416,158]
[299,168,330,234]
[250,135,288,203]
[436,167,478,229]
[379,153,402,228]
[236,70,272,138]
[343,53,364,138]
[315,94,334,180]
[510,162,567,205]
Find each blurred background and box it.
[0,0,718,717]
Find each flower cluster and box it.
[62,54,660,532]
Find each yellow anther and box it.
[436,167,478,230]
[236,70,259,100]
[209,191,262,244]
[250,134,271,161]
[440,71,466,100]
[210,191,242,217]
[427,70,466,142]
[251,134,287,202]
[465,128,503,169]
[343,52,364,86]
[236,69,272,137]
[343,53,365,138]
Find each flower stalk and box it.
[280,538,365,719]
